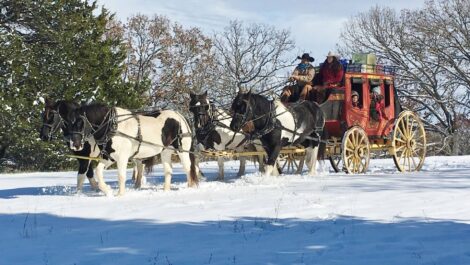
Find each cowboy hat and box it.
[326,51,339,58]
[297,53,314,62]
[351,90,359,97]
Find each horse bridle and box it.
[232,95,254,132]
[190,101,217,131]
[229,94,276,148]
[71,108,117,147]
[42,109,65,139]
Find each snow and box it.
[1,156,470,265]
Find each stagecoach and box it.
[200,59,427,175]
[323,64,426,173]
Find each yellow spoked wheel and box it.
[329,154,343,173]
[392,111,426,172]
[342,126,370,174]
[279,153,304,174]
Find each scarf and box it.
[297,63,310,72]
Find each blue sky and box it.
[97,0,425,62]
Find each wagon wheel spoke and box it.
[405,115,412,139]
[411,156,417,169]
[407,156,412,172]
[345,147,354,153]
[395,138,406,144]
[282,158,288,168]
[293,158,299,168]
[410,120,418,139]
[395,145,406,152]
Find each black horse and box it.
[189,92,265,179]
[230,90,326,176]
[40,99,99,191]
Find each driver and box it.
[280,53,315,102]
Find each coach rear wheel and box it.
[342,126,370,174]
[279,153,304,174]
[329,154,344,173]
[392,111,426,172]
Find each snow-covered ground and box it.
[1,156,469,265]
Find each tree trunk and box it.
[451,132,460,156]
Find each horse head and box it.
[40,99,79,141]
[230,89,254,132]
[189,91,212,129]
[70,103,111,151]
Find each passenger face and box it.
[327,56,333,63]
[352,95,358,103]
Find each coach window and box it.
[351,77,364,108]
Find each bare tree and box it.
[156,24,216,110]
[123,14,215,111]
[212,20,295,102]
[338,3,470,155]
[124,14,172,96]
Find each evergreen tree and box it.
[0,0,149,171]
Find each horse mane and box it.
[53,100,80,110]
[77,102,111,125]
[249,93,272,113]
[80,102,109,114]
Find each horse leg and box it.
[254,145,266,173]
[263,143,281,177]
[272,161,280,176]
[179,151,198,188]
[76,159,88,192]
[161,150,173,191]
[258,155,266,173]
[131,165,137,183]
[238,156,246,177]
[217,157,225,181]
[134,160,144,189]
[86,161,99,191]
[296,156,305,175]
[308,146,319,176]
[95,161,112,196]
[116,157,129,196]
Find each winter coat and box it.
[319,62,343,85]
[291,63,315,87]
[370,94,387,121]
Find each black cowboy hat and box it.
[297,53,314,62]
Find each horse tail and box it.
[143,155,159,174]
[189,144,199,186]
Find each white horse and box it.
[189,92,266,180]
[69,103,198,196]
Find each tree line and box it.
[0,0,468,171]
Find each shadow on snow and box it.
[1,213,470,265]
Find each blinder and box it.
[41,110,65,140]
